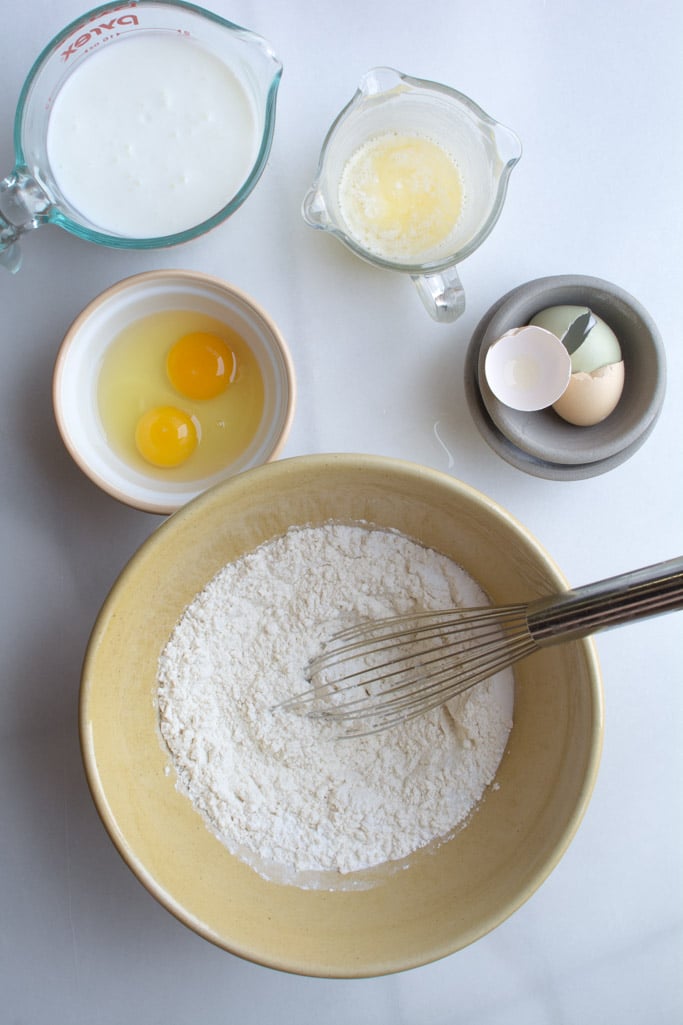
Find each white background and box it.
[1,1,681,1022]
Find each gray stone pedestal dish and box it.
[464,275,666,480]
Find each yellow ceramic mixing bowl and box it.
[80,454,603,977]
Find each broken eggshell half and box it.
[483,326,572,412]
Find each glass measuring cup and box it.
[302,68,521,323]
[0,0,282,273]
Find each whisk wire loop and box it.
[341,637,537,737]
[278,557,683,737]
[284,605,533,733]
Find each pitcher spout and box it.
[492,121,523,170]
[301,185,332,230]
[357,66,404,98]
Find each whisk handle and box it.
[526,556,683,646]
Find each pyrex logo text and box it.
[61,14,139,60]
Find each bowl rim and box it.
[52,269,297,514]
[79,453,604,976]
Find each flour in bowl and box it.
[157,523,513,886]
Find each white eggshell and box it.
[552,360,625,426]
[484,326,572,411]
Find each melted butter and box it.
[338,132,464,263]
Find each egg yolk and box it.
[167,331,236,400]
[135,406,198,467]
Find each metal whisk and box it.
[281,557,683,736]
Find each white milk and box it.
[46,33,258,238]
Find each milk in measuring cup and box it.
[46,33,258,238]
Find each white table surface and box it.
[1,1,681,1022]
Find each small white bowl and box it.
[53,270,296,513]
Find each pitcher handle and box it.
[411,265,466,323]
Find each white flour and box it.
[157,523,513,886]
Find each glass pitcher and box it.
[0,0,282,273]
[302,67,522,323]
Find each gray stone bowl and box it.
[464,275,666,480]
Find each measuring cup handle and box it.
[0,170,53,273]
[0,209,22,274]
[410,265,466,323]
